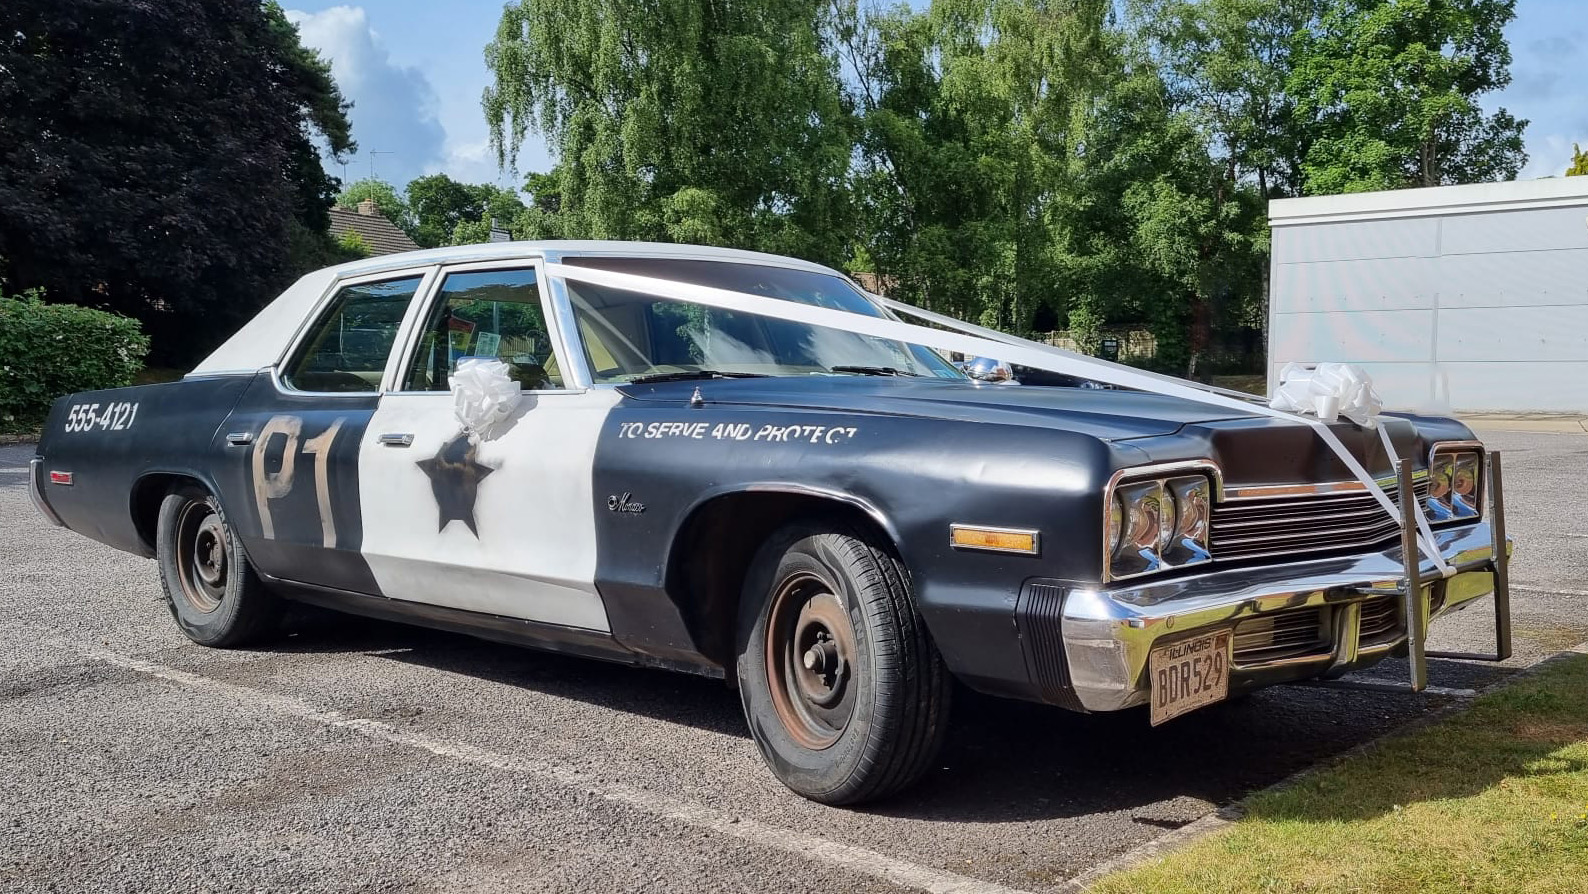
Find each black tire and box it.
[736,522,951,805]
[156,486,281,647]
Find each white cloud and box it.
[286,6,446,188]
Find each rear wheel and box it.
[156,486,280,647]
[736,522,951,805]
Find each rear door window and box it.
[282,276,424,393]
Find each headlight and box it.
[1106,471,1214,581]
[1427,444,1483,523]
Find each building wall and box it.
[1269,178,1588,413]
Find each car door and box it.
[220,269,436,595]
[355,261,619,631]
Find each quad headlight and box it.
[1105,471,1214,581]
[1427,443,1483,523]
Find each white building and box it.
[1268,178,1588,413]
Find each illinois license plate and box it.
[1148,630,1231,726]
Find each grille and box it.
[1232,606,1329,665]
[1210,478,1430,563]
[1357,597,1401,645]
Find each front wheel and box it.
[736,522,951,805]
[156,486,281,647]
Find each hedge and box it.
[0,291,150,433]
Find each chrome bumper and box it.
[1061,453,1513,712]
[27,458,65,527]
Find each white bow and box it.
[1268,362,1384,428]
[449,358,522,440]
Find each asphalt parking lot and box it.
[2,429,1585,894]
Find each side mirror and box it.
[961,356,1015,384]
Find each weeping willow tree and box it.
[483,0,855,265]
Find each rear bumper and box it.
[1057,521,1505,712]
[27,458,65,527]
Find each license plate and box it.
[1148,630,1231,726]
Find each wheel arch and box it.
[664,485,905,685]
[129,469,224,556]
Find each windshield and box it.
[560,257,964,383]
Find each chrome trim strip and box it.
[948,524,1041,555]
[27,458,64,527]
[1224,468,1429,501]
[540,249,598,389]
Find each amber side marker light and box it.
[949,524,1040,555]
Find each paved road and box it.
[2,430,1583,894]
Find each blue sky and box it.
[284,0,1586,192]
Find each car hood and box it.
[616,377,1261,440]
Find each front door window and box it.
[401,268,564,392]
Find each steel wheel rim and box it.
[765,571,858,750]
[175,501,227,613]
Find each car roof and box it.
[324,240,844,281]
[187,241,855,378]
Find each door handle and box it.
[225,432,254,446]
[378,433,415,447]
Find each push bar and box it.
[1299,450,1512,697]
[1397,458,1430,692]
[1399,449,1513,692]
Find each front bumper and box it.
[1056,521,1507,712]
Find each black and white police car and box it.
[29,241,1511,804]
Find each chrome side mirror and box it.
[961,356,1015,384]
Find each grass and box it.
[1212,374,1267,397]
[1092,654,1588,894]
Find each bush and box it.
[0,290,150,433]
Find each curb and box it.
[1461,415,1588,435]
[1070,638,1588,891]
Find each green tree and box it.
[1130,0,1321,201]
[451,186,529,244]
[1129,0,1319,358]
[1288,0,1527,194]
[406,174,489,248]
[1568,144,1588,177]
[482,0,855,264]
[0,0,354,364]
[338,178,416,237]
[844,0,1113,331]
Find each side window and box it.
[402,268,565,391]
[283,276,423,393]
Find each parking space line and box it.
[52,639,1035,894]
[1511,584,1588,598]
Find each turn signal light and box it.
[949,525,1040,555]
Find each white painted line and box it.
[55,639,1034,894]
[1422,685,1479,697]
[1511,584,1588,598]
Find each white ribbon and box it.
[543,262,1449,574]
[449,357,522,441]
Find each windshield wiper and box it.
[827,365,918,377]
[626,370,770,385]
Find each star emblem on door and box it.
[416,433,496,536]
